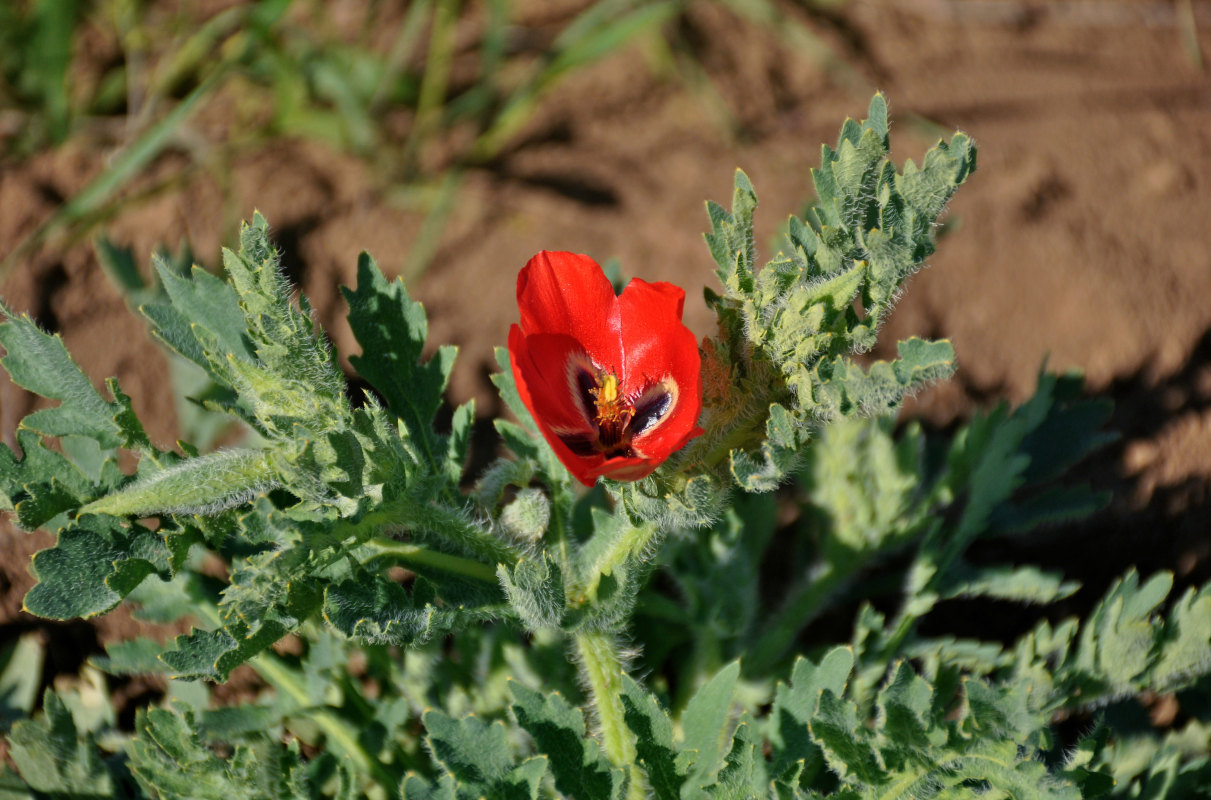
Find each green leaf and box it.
[942,563,1082,605]
[680,660,741,790]
[875,662,939,761]
[1083,570,1171,688]
[24,516,170,620]
[0,307,148,450]
[81,448,278,517]
[729,403,802,492]
[809,689,886,786]
[804,414,926,554]
[129,706,318,800]
[0,765,35,800]
[498,554,565,632]
[323,571,450,646]
[14,477,82,531]
[146,213,349,439]
[1153,583,1211,687]
[620,673,687,800]
[91,637,172,676]
[7,691,114,797]
[706,721,761,800]
[157,629,243,681]
[704,169,758,288]
[769,647,854,782]
[342,252,456,466]
[0,634,44,727]
[812,337,956,420]
[401,772,458,800]
[423,709,548,799]
[144,262,254,368]
[509,681,624,800]
[0,430,89,514]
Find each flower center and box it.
[590,372,634,451]
[557,361,677,459]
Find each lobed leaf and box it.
[128,706,321,800]
[342,252,461,476]
[509,681,624,800]
[620,673,688,800]
[680,660,741,792]
[23,516,177,620]
[0,305,149,451]
[421,709,548,800]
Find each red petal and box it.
[516,252,622,369]
[617,279,703,460]
[510,254,704,486]
[590,454,662,483]
[510,328,595,432]
[509,325,606,487]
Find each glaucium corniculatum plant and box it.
[4,94,1210,800]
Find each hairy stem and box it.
[577,521,659,602]
[574,629,644,799]
[391,494,522,568]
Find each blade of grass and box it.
[370,0,434,112]
[1178,0,1204,70]
[402,0,461,175]
[27,0,82,143]
[719,0,870,93]
[471,0,678,162]
[0,68,226,281]
[441,0,510,123]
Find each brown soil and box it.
[2,0,1211,695]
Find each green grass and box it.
[0,0,864,282]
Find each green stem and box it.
[362,538,499,583]
[574,630,644,800]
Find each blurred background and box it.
[1,0,1210,687]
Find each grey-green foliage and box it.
[6,620,1210,800]
[684,93,974,494]
[2,96,1209,800]
[6,691,117,798]
[127,706,346,800]
[659,370,1114,679]
[1,213,518,681]
[1009,570,1211,712]
[397,647,1168,800]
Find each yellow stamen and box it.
[590,372,630,426]
[600,374,619,403]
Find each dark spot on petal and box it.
[575,367,598,422]
[557,432,599,457]
[631,390,673,436]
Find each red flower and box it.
[508,251,703,487]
